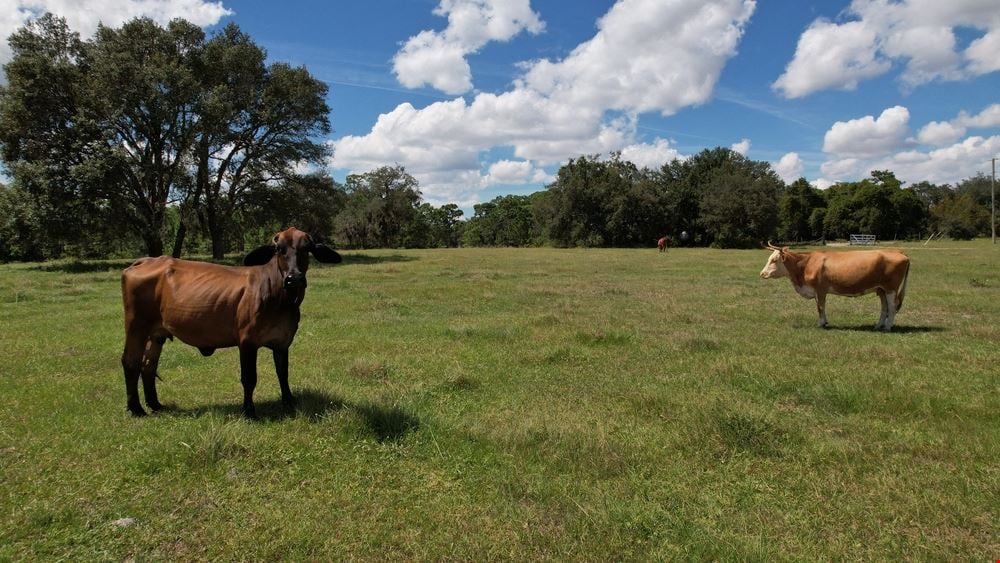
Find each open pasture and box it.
[0,242,997,559]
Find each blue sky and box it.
[5,0,1000,210]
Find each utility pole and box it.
[992,157,996,244]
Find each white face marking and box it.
[759,250,788,279]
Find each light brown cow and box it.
[657,236,669,252]
[120,227,342,417]
[759,242,910,331]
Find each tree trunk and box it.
[206,209,225,260]
[143,230,163,257]
[171,221,187,258]
[211,232,225,261]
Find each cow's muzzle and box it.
[284,273,306,290]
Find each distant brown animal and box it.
[120,227,342,417]
[759,242,910,331]
[657,236,668,252]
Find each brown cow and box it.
[657,236,668,252]
[759,242,910,331]
[120,227,342,417]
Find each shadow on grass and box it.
[824,324,946,333]
[339,253,417,266]
[31,259,138,273]
[161,388,419,442]
[28,252,414,273]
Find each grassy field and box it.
[0,241,997,560]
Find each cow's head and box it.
[759,241,789,279]
[244,227,342,292]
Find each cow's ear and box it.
[310,243,342,264]
[243,245,276,266]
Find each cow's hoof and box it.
[281,395,297,408]
[148,401,166,412]
[243,408,258,420]
[128,405,147,417]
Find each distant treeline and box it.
[0,16,993,261]
[461,152,992,249]
[2,152,992,260]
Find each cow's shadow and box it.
[339,253,416,266]
[824,324,946,333]
[160,388,419,442]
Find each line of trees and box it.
[458,151,992,248]
[1,16,995,262]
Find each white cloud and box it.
[2,0,232,82]
[812,178,835,190]
[875,135,1000,185]
[773,20,889,98]
[819,134,1000,188]
[773,152,804,183]
[916,103,1000,145]
[392,0,544,94]
[820,157,865,179]
[619,138,685,170]
[730,138,750,156]
[916,120,965,145]
[485,159,552,185]
[958,103,1000,129]
[823,106,910,158]
[519,0,755,116]
[965,30,1000,75]
[817,102,1000,187]
[335,0,757,205]
[774,0,1000,98]
[393,32,473,94]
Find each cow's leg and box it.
[121,327,148,417]
[239,345,259,419]
[876,289,889,330]
[273,348,295,406]
[883,290,897,331]
[815,293,828,328]
[140,336,165,411]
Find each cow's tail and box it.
[895,259,910,312]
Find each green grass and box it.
[0,241,997,559]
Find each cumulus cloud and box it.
[916,103,1000,145]
[916,120,966,146]
[879,135,1000,185]
[773,20,889,98]
[817,105,1000,187]
[519,0,755,116]
[485,159,552,185]
[821,135,1000,187]
[392,0,544,94]
[773,152,804,183]
[619,138,685,170]
[774,0,1000,98]
[730,138,750,156]
[335,0,757,205]
[822,106,910,158]
[2,0,232,82]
